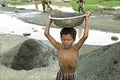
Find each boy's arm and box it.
[75,12,91,50]
[44,19,60,49]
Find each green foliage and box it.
[10,1,28,5]
[85,0,102,4]
[70,0,78,11]
[84,5,101,12]
[71,0,120,12]
[100,1,120,7]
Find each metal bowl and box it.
[49,12,85,28]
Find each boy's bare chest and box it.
[58,49,78,61]
[58,49,78,71]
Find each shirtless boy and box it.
[44,12,91,80]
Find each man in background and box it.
[77,0,85,13]
[41,0,52,12]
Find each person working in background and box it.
[77,0,85,13]
[41,0,52,12]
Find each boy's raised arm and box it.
[44,19,60,49]
[75,12,91,50]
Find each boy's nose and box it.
[65,41,69,44]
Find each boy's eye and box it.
[63,39,66,41]
[62,39,71,41]
[67,39,71,41]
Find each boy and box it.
[41,0,52,12]
[44,12,91,80]
[77,0,85,13]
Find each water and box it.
[0,13,120,46]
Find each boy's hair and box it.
[60,28,76,39]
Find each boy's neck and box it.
[62,44,74,49]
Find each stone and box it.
[23,33,31,36]
[111,36,119,41]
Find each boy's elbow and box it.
[44,31,50,38]
[44,32,47,37]
[83,32,89,39]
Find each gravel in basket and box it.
[49,12,85,28]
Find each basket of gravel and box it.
[49,12,85,28]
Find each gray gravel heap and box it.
[77,41,120,80]
[0,39,56,70]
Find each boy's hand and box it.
[50,13,54,17]
[49,13,55,23]
[85,11,91,18]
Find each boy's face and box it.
[61,34,75,49]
